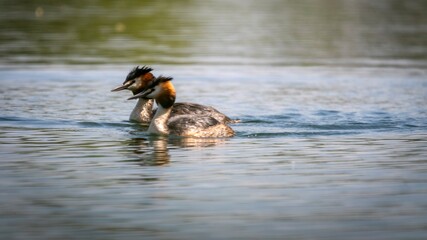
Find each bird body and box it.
[129,76,235,138]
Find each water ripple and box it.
[1,65,427,240]
[237,109,426,138]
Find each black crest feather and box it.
[147,75,173,89]
[124,66,153,83]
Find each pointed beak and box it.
[111,81,133,92]
[127,88,153,100]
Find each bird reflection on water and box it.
[121,137,170,166]
[120,134,229,166]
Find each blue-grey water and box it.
[1,1,427,239]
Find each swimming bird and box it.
[111,66,155,123]
[128,76,235,138]
[112,66,236,124]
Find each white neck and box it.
[148,105,171,135]
[129,98,154,123]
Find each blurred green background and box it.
[1,0,426,67]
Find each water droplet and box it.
[115,22,126,33]
[35,7,44,18]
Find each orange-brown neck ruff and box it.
[132,72,155,95]
[141,72,155,83]
[156,81,176,109]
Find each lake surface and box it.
[1,1,427,239]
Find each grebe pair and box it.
[112,66,235,137]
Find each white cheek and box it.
[127,83,138,91]
[147,87,161,98]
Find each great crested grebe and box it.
[111,66,155,123]
[112,66,236,124]
[129,76,235,138]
